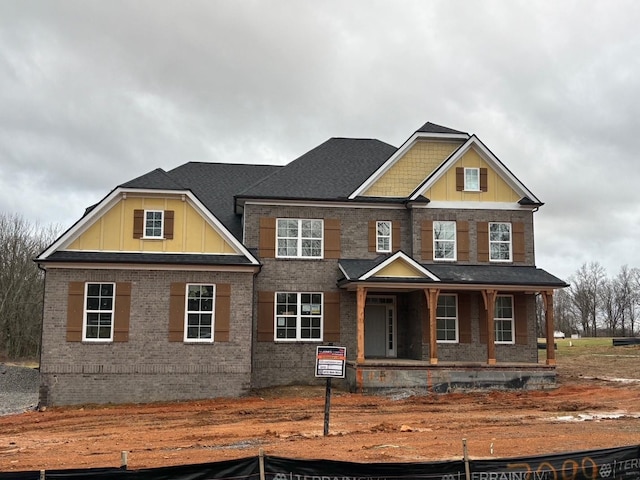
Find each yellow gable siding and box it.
[426,147,521,202]
[66,195,236,254]
[363,140,462,197]
[374,260,425,278]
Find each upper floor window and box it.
[433,221,456,261]
[275,292,323,341]
[276,219,323,258]
[144,210,164,238]
[185,284,215,342]
[464,168,480,191]
[494,295,514,344]
[376,221,392,253]
[489,222,512,262]
[436,294,458,343]
[84,282,115,341]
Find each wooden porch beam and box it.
[543,290,556,366]
[423,288,440,365]
[482,289,497,365]
[356,286,367,364]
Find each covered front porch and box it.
[338,254,567,393]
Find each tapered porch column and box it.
[482,289,497,365]
[542,290,556,366]
[424,288,440,364]
[356,286,367,363]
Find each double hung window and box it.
[376,221,392,253]
[464,168,480,191]
[276,219,323,258]
[436,294,458,342]
[275,292,323,341]
[489,222,512,261]
[144,210,164,238]
[494,295,514,344]
[84,283,115,341]
[433,221,456,260]
[185,284,215,342]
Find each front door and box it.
[364,296,396,358]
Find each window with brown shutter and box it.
[164,210,174,240]
[480,168,488,192]
[323,291,340,342]
[368,220,377,252]
[113,282,131,342]
[457,221,470,262]
[66,282,85,342]
[259,218,276,258]
[456,167,464,191]
[324,219,341,259]
[214,284,231,342]
[392,221,401,252]
[133,210,144,239]
[512,222,525,263]
[257,291,275,342]
[168,282,186,342]
[477,222,489,262]
[421,220,433,261]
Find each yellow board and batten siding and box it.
[362,140,521,202]
[67,196,236,254]
[374,260,425,278]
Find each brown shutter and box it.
[257,291,275,342]
[214,284,231,342]
[324,219,341,259]
[512,222,525,263]
[323,291,340,342]
[67,282,85,342]
[133,210,144,239]
[392,221,401,252]
[457,221,470,262]
[479,300,488,344]
[421,220,433,261]
[480,168,488,192]
[421,293,430,344]
[164,210,174,240]
[458,293,471,344]
[113,282,131,342]
[168,283,186,342]
[259,217,276,259]
[456,167,464,191]
[514,294,528,345]
[477,222,489,262]
[368,220,376,252]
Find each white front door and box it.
[364,297,396,358]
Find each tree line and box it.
[0,213,57,359]
[546,262,640,338]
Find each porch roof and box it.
[338,257,568,290]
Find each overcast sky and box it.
[1,0,639,281]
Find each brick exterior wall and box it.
[40,268,254,406]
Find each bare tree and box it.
[0,214,57,359]
[599,277,623,336]
[553,288,577,336]
[568,262,606,337]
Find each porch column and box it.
[424,288,440,365]
[482,289,497,365]
[542,290,556,366]
[356,286,367,363]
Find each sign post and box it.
[315,345,346,436]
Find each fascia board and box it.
[360,252,440,281]
[409,136,542,204]
[37,187,259,265]
[348,131,469,199]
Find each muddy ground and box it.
[1,343,639,472]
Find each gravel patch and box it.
[0,364,40,416]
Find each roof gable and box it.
[343,252,440,281]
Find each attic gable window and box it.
[145,210,164,238]
[464,168,480,191]
[276,219,323,258]
[456,167,488,192]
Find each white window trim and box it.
[489,222,512,262]
[464,167,480,192]
[82,282,115,342]
[376,220,392,253]
[494,294,515,345]
[436,293,459,343]
[143,209,164,239]
[433,220,457,262]
[274,292,324,342]
[275,218,324,259]
[183,283,216,343]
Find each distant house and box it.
[554,331,566,339]
[36,121,567,406]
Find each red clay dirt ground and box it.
[1,344,640,472]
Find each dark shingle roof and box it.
[416,122,468,136]
[339,258,567,287]
[120,168,186,190]
[43,251,255,266]
[237,138,397,200]
[166,162,282,239]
